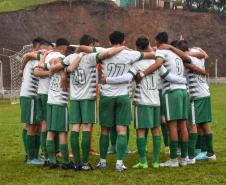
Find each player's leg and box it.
[59,131,70,169]
[132,128,147,169]
[21,124,28,161]
[69,100,81,170]
[46,131,56,168]
[151,127,161,168]
[108,126,117,154]
[115,95,131,171]
[97,95,114,169]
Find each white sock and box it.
[116,160,123,165]
[100,159,106,163]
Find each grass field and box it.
[0,85,226,185]
[0,0,58,12]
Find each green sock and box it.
[116,135,127,160]
[82,131,91,163]
[40,132,47,157]
[201,135,207,152]
[27,135,35,160]
[110,127,117,147]
[100,134,109,159]
[137,137,146,164]
[22,128,28,154]
[54,133,60,153]
[60,144,69,164]
[188,133,198,158]
[178,131,182,150]
[153,136,161,163]
[196,134,201,149]
[205,133,214,155]
[170,140,178,159]
[46,140,56,164]
[70,131,80,163]
[181,141,188,158]
[34,135,40,159]
[161,123,169,147]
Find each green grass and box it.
[0,0,58,12]
[0,85,226,185]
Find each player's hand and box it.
[38,62,44,68]
[134,73,142,84]
[101,76,107,85]
[158,44,172,50]
[61,77,68,91]
[49,67,54,77]
[18,69,23,77]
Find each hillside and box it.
[0,1,226,89]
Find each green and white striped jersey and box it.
[37,51,65,94]
[100,49,143,97]
[186,56,210,100]
[155,49,186,93]
[20,60,39,97]
[46,52,67,105]
[62,53,98,100]
[129,59,168,106]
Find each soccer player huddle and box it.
[19,31,216,172]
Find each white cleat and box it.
[207,154,216,161]
[115,163,127,171]
[187,157,196,165]
[160,159,179,167]
[179,158,187,167]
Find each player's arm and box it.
[59,69,68,91]
[184,63,207,76]
[190,47,209,59]
[76,45,93,53]
[98,46,126,61]
[159,66,187,84]
[187,51,206,59]
[33,67,50,77]
[158,44,191,63]
[103,72,134,85]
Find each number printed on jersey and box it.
[107,63,125,77]
[144,75,157,90]
[175,58,183,75]
[72,68,86,85]
[50,75,60,92]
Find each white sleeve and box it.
[106,73,134,84]
[164,73,187,84]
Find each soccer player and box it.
[50,34,127,171]
[177,40,216,162]
[36,38,70,169]
[19,38,46,164]
[103,36,187,169]
[90,31,155,171]
[135,32,193,167]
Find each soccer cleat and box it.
[164,147,170,155]
[195,149,201,156]
[115,163,127,171]
[132,162,148,169]
[49,163,60,169]
[81,163,94,171]
[152,162,160,169]
[207,154,216,161]
[107,146,116,155]
[73,162,82,171]
[96,161,107,169]
[61,163,73,170]
[187,157,196,165]
[27,159,44,165]
[195,152,208,160]
[160,159,179,167]
[179,158,187,167]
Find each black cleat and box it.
[49,163,59,169]
[61,163,73,170]
[73,162,82,171]
[81,163,94,171]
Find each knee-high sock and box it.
[153,136,161,163]
[137,137,146,163]
[160,124,169,147]
[188,133,197,158]
[27,135,35,160]
[22,128,28,154]
[110,127,117,147]
[181,141,188,158]
[34,135,40,158]
[70,131,80,163]
[40,131,47,157]
[46,140,56,164]
[60,144,69,164]
[100,134,109,160]
[205,133,214,155]
[116,135,127,160]
[82,131,91,163]
[170,140,178,159]
[54,133,60,153]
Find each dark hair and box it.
[65,46,76,56]
[155,32,168,44]
[177,40,189,52]
[171,40,179,47]
[47,41,54,47]
[55,38,70,47]
[136,36,149,50]
[32,37,44,48]
[92,37,99,43]
[39,39,51,46]
[109,31,125,45]
[79,34,94,46]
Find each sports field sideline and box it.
[0,84,226,185]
